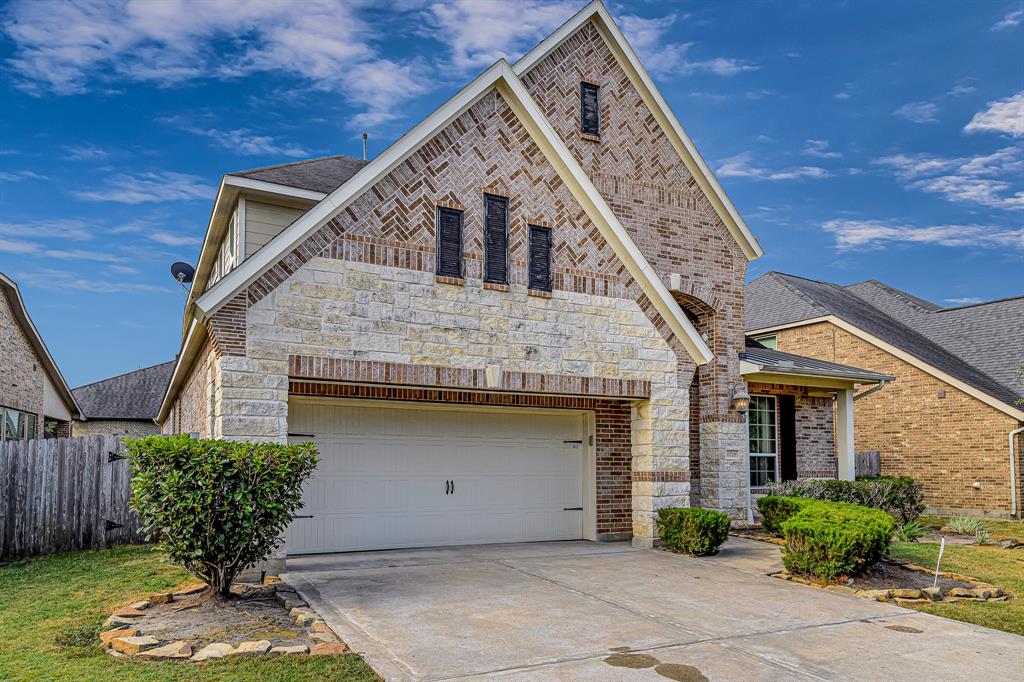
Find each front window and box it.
[1,406,37,441]
[748,395,778,488]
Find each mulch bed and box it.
[849,560,974,592]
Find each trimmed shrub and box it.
[756,495,823,536]
[764,476,924,522]
[127,435,318,598]
[780,502,894,582]
[657,507,731,556]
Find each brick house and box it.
[747,272,1024,518]
[72,361,174,437]
[0,272,81,440]
[157,1,888,562]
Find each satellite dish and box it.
[170,262,196,284]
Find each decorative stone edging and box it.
[770,560,1011,605]
[99,582,349,661]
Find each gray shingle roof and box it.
[742,340,894,383]
[230,155,368,194]
[73,361,175,421]
[746,272,1023,411]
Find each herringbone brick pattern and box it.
[520,21,748,419]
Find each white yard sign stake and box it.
[933,537,946,588]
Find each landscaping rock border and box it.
[97,581,349,662]
[770,559,1011,604]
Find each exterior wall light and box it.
[731,385,751,415]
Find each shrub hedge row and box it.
[763,476,924,522]
[779,501,894,581]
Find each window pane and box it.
[748,395,777,487]
[25,414,37,440]
[5,409,22,441]
[750,455,777,487]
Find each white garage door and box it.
[286,400,586,554]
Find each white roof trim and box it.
[191,59,712,368]
[223,175,327,202]
[514,0,764,261]
[0,272,83,419]
[752,315,1024,421]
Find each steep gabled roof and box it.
[746,272,1024,419]
[0,272,83,420]
[160,51,718,421]
[73,361,174,421]
[231,155,368,195]
[514,0,764,261]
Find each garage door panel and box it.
[287,401,586,554]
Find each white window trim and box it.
[748,394,779,490]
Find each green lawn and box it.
[919,515,1024,543]
[0,545,379,682]
[889,542,1024,636]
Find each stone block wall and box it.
[1,288,44,438]
[776,321,1021,515]
[73,419,161,438]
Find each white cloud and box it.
[834,92,851,100]
[72,171,213,203]
[0,238,39,254]
[64,144,109,161]
[618,13,758,77]
[947,78,977,97]
[802,139,842,159]
[3,0,427,129]
[159,117,311,157]
[823,219,1024,251]
[964,91,1024,137]
[13,267,170,294]
[717,152,829,181]
[149,231,201,246]
[0,219,93,240]
[0,170,47,182]
[945,297,982,305]
[992,8,1023,31]
[873,147,1024,210]
[42,248,120,262]
[893,101,939,123]
[424,0,577,72]
[108,264,140,275]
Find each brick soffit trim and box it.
[288,355,651,400]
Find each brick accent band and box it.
[288,356,651,399]
[632,471,689,482]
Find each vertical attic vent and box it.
[528,225,552,292]
[436,206,463,278]
[580,82,600,137]
[483,194,508,285]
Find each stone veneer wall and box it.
[1,288,44,438]
[776,321,1022,515]
[225,257,689,545]
[519,21,750,516]
[73,419,161,438]
[747,382,837,480]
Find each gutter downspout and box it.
[1010,426,1024,518]
[853,379,888,401]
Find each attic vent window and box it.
[483,194,508,285]
[436,206,464,279]
[580,82,600,138]
[528,225,552,293]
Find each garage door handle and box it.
[293,515,314,519]
[563,507,583,511]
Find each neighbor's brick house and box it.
[158,2,888,561]
[0,272,81,440]
[747,272,1024,517]
[71,361,174,437]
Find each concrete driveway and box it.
[284,538,1023,681]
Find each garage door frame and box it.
[287,396,599,549]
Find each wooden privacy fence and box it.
[855,450,881,478]
[0,435,144,560]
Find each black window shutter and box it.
[483,194,508,284]
[580,82,600,136]
[528,225,552,292]
[436,207,463,278]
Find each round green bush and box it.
[657,507,731,556]
[127,435,318,598]
[756,495,824,536]
[780,501,894,582]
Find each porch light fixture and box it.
[731,385,751,415]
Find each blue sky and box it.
[0,0,1021,387]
